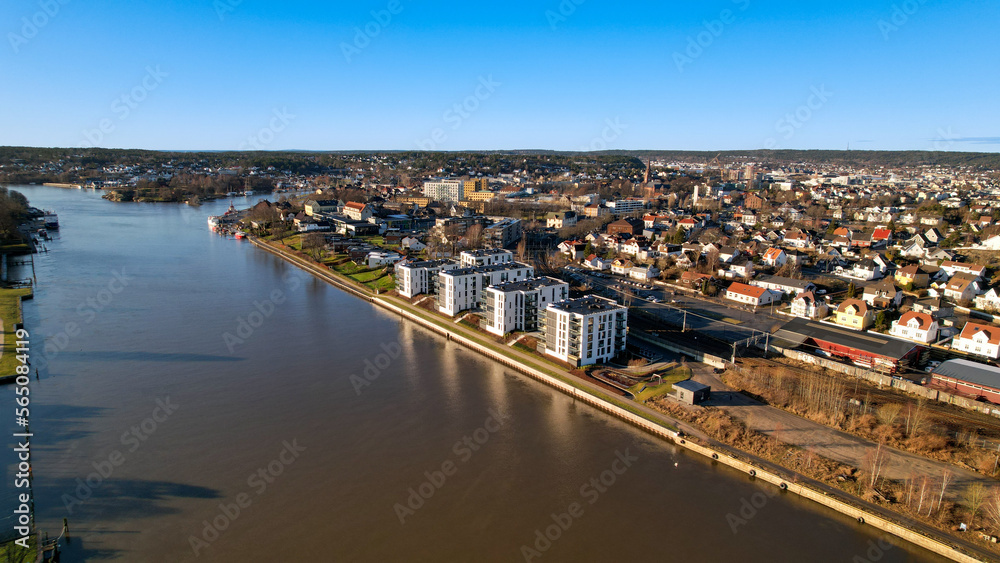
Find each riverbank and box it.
[248,236,993,563]
[0,286,32,380]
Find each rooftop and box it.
[933,359,1000,389]
[548,296,625,315]
[774,317,920,360]
[488,276,566,292]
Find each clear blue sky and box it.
[1,0,997,152]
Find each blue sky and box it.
[1,0,997,152]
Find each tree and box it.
[904,400,929,438]
[846,282,858,299]
[876,403,902,428]
[863,440,889,490]
[874,311,889,332]
[965,482,988,528]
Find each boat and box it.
[207,216,221,231]
[43,211,59,230]
[234,231,247,239]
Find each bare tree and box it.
[876,403,902,428]
[937,470,953,513]
[964,482,987,528]
[863,441,889,490]
[984,487,1000,531]
[904,400,929,438]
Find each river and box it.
[2,186,948,562]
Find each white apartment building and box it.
[460,249,514,268]
[437,262,534,317]
[481,277,569,336]
[543,296,627,367]
[608,199,645,215]
[423,179,465,203]
[394,259,460,299]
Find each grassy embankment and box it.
[628,365,693,402]
[0,287,32,379]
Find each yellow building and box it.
[397,196,430,207]
[464,178,489,192]
[834,299,874,330]
[464,191,497,202]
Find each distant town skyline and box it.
[1,0,997,152]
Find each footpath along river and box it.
[2,186,950,562]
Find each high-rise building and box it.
[423,179,465,203]
[542,296,627,367]
[481,277,569,336]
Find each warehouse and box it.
[931,359,1000,403]
[772,317,923,373]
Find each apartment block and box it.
[542,296,627,367]
[481,277,569,336]
[436,262,534,317]
[394,259,460,299]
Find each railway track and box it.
[739,356,1000,441]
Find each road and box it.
[566,267,783,344]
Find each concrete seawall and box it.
[249,237,990,563]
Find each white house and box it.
[975,288,1000,312]
[343,202,373,222]
[953,322,1000,359]
[725,282,781,307]
[762,247,787,267]
[791,291,829,320]
[400,236,426,251]
[366,250,403,269]
[583,254,611,271]
[889,311,939,344]
[629,265,660,281]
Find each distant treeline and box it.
[0,146,998,179]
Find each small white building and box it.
[725,282,781,307]
[367,250,403,269]
[542,296,627,367]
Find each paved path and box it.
[636,333,998,499]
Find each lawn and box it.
[0,287,32,379]
[628,365,693,403]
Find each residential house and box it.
[763,247,787,267]
[437,262,535,316]
[862,280,903,309]
[975,288,1000,312]
[629,265,661,281]
[607,218,643,236]
[889,311,939,344]
[834,299,875,330]
[953,322,1000,359]
[725,282,781,307]
[895,264,931,289]
[583,254,611,271]
[611,259,634,276]
[730,261,754,279]
[343,202,373,222]
[944,273,983,303]
[750,275,816,297]
[791,291,829,320]
[941,261,987,279]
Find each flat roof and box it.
[399,259,455,269]
[934,359,1000,389]
[463,249,512,257]
[674,380,710,392]
[441,262,532,277]
[548,296,624,315]
[489,276,566,292]
[774,317,919,360]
